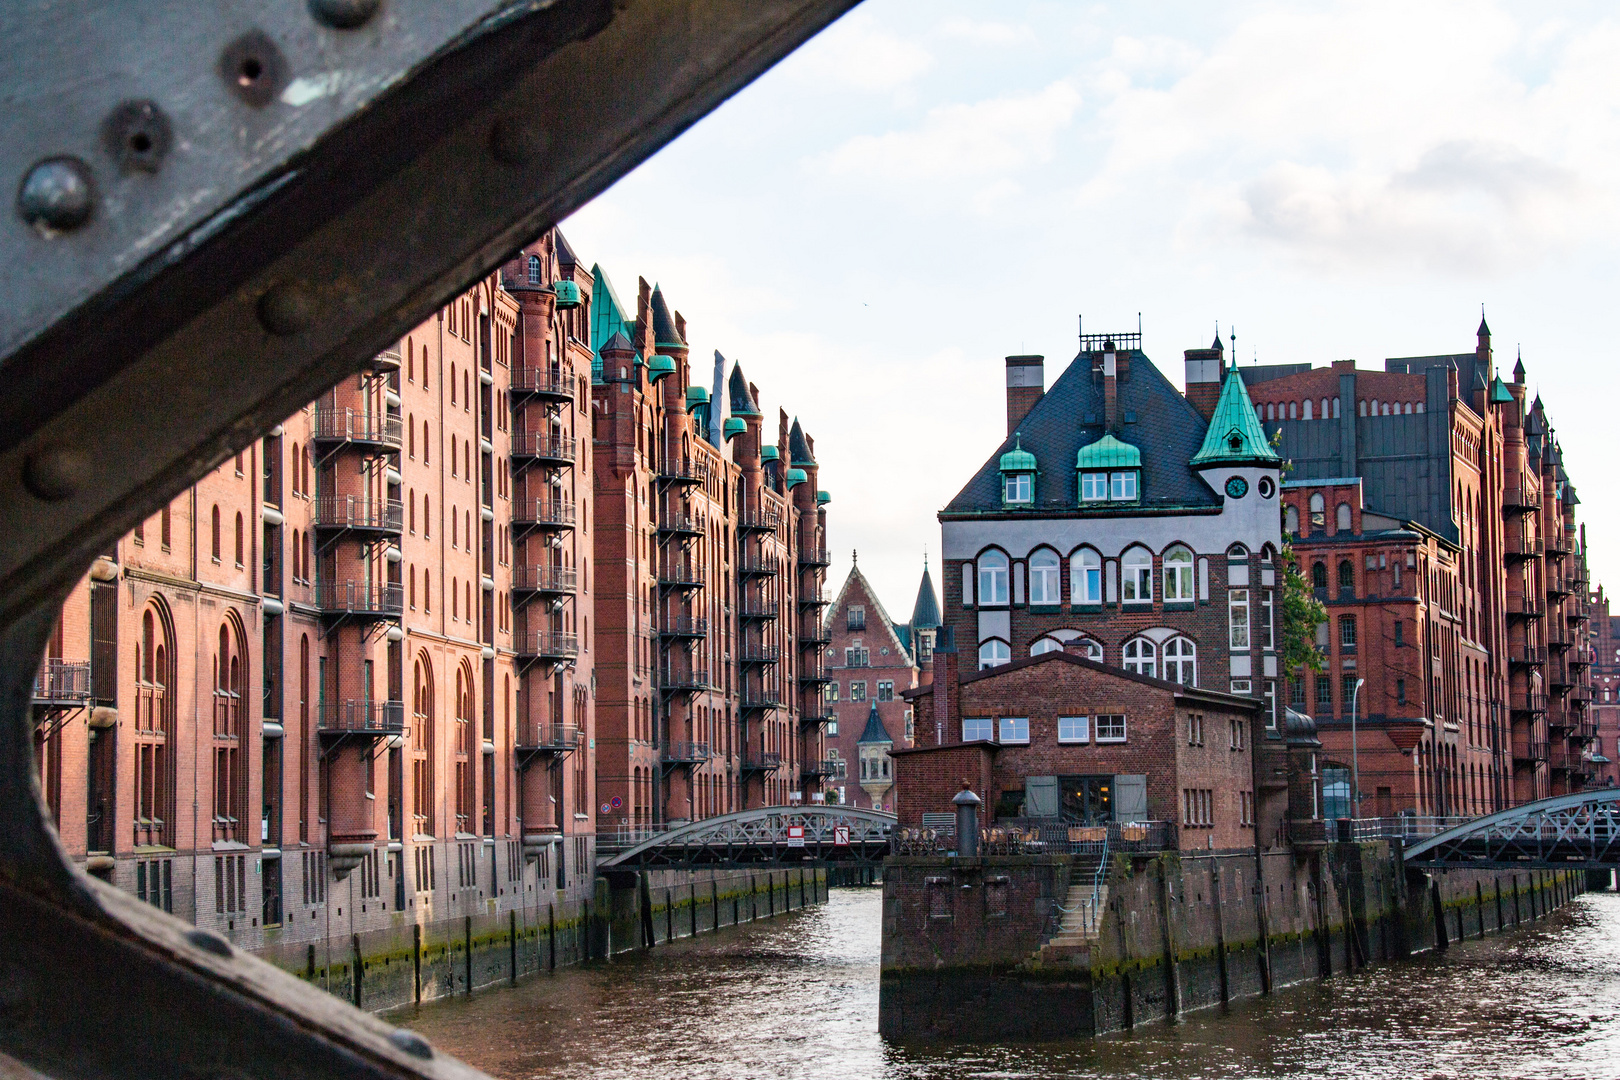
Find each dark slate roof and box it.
[650,285,683,347]
[1478,314,1491,336]
[857,702,892,744]
[943,350,1221,514]
[601,330,635,354]
[789,418,814,465]
[891,621,912,654]
[554,229,578,270]
[911,562,940,630]
[1211,332,1224,351]
[728,362,760,416]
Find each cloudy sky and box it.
[561,0,1620,616]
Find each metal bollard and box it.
[954,786,982,858]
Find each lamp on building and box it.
[1351,677,1366,817]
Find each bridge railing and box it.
[891,819,1175,857]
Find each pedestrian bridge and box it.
[598,805,897,870]
[1403,788,1620,869]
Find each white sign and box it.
[787,825,805,848]
[834,825,850,847]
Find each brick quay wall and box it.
[880,846,1591,1041]
[260,865,828,1013]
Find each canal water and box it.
[407,886,1620,1080]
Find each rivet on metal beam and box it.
[103,101,173,174]
[388,1029,434,1059]
[309,0,383,30]
[22,446,90,501]
[16,157,95,234]
[185,929,233,958]
[220,31,290,108]
[489,115,548,167]
[257,282,316,336]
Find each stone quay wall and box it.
[259,865,828,1013]
[881,845,1589,1042]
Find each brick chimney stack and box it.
[1184,333,1225,421]
[1005,355,1044,434]
[1102,343,1119,432]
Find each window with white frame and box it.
[1058,716,1090,743]
[1095,714,1127,742]
[977,639,1010,670]
[1122,547,1153,603]
[1003,472,1032,504]
[1261,589,1274,651]
[1110,471,1138,500]
[1122,637,1156,677]
[962,717,993,742]
[1029,637,1061,657]
[1071,549,1102,604]
[1080,471,1109,502]
[1163,545,1194,601]
[1231,679,1252,696]
[1229,588,1251,649]
[1028,549,1061,605]
[977,550,1009,606]
[998,717,1029,744]
[1163,636,1197,685]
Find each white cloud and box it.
[936,17,1035,46]
[783,11,933,92]
[823,81,1082,185]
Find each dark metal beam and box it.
[0,2,860,1077]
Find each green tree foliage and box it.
[1273,431,1326,677]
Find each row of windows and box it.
[825,680,895,703]
[962,714,1128,745]
[1001,469,1139,506]
[966,543,1270,608]
[1260,397,1424,421]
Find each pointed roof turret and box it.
[1489,374,1513,405]
[554,229,578,271]
[1513,353,1526,383]
[857,702,892,746]
[911,558,940,631]
[600,330,635,355]
[728,361,760,416]
[1191,362,1279,467]
[1211,331,1224,351]
[650,284,684,349]
[789,417,815,465]
[1478,311,1491,337]
[590,263,633,381]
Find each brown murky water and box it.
[407,886,1620,1080]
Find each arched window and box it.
[527,254,541,285]
[290,443,301,495]
[1122,637,1157,677]
[1032,634,1102,661]
[1288,402,1297,419]
[412,655,436,836]
[1336,503,1352,532]
[454,664,474,833]
[301,446,311,495]
[977,550,1009,606]
[1308,492,1326,528]
[1030,637,1063,657]
[234,511,244,567]
[1312,562,1328,589]
[1227,543,1248,560]
[211,505,221,561]
[134,605,175,848]
[1163,545,1194,602]
[1321,398,1330,419]
[1338,559,1355,592]
[1302,399,1313,420]
[1285,504,1300,535]
[1028,549,1060,605]
[978,639,1010,670]
[1070,548,1102,605]
[1162,637,1197,685]
[1122,547,1153,603]
[212,619,246,842]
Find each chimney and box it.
[1005,355,1044,434]
[1102,341,1119,432]
[1184,344,1224,421]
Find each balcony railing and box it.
[1503,486,1537,513]
[315,580,404,616]
[738,556,777,577]
[1504,533,1542,559]
[370,348,402,373]
[1546,535,1572,556]
[1511,692,1548,715]
[737,508,779,533]
[661,741,711,764]
[657,458,709,485]
[799,547,831,567]
[657,512,703,537]
[659,617,708,639]
[739,644,781,664]
[1286,816,1473,846]
[738,601,779,620]
[517,724,582,752]
[510,432,576,464]
[33,659,91,703]
[657,566,705,589]
[798,587,829,607]
[312,407,402,449]
[1506,595,1543,619]
[800,759,839,780]
[510,368,574,401]
[1509,645,1547,667]
[799,711,835,729]
[313,495,403,533]
[512,498,576,530]
[317,699,406,734]
[512,564,578,595]
[660,666,712,691]
[741,686,784,709]
[739,751,783,773]
[518,631,579,660]
[1513,740,1550,762]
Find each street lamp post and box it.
[1351,677,1367,818]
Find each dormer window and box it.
[998,434,1037,507]
[1110,470,1138,501]
[1075,434,1142,506]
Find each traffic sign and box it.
[834,825,850,846]
[787,825,805,848]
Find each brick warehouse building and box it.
[1587,586,1619,789]
[897,329,1292,845]
[1244,318,1595,818]
[817,555,939,806]
[26,226,830,955]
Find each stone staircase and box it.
[1022,854,1109,970]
